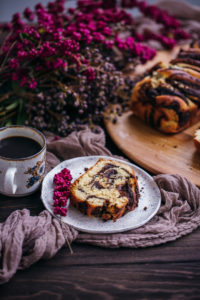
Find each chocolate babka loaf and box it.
[70,158,139,221]
[130,47,200,133]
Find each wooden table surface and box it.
[0,133,200,300]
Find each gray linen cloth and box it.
[0,125,200,284]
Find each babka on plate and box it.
[70,158,139,221]
[130,46,200,133]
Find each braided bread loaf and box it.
[130,47,200,133]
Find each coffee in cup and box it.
[0,125,46,196]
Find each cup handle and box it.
[4,167,18,195]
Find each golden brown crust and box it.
[130,74,198,133]
[70,158,139,221]
[130,47,200,133]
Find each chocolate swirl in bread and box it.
[70,158,139,221]
[130,47,200,133]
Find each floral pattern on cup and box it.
[24,159,45,188]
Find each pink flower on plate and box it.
[53,168,72,217]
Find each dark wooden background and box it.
[0,134,200,300]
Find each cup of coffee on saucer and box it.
[0,125,46,197]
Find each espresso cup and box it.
[0,125,46,197]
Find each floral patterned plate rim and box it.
[41,155,161,234]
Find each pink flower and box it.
[12,13,21,21]
[72,32,82,41]
[53,199,60,206]
[88,21,96,31]
[102,26,112,36]
[62,39,80,53]
[65,23,76,34]
[10,58,19,69]
[29,79,37,89]
[126,36,135,49]
[92,32,105,42]
[96,20,106,29]
[81,58,89,65]
[60,207,67,216]
[17,50,27,59]
[23,7,35,21]
[53,168,72,217]
[59,197,67,206]
[29,48,39,58]
[54,206,67,216]
[105,40,114,48]
[85,67,96,82]
[52,58,65,69]
[35,3,44,10]
[115,36,127,50]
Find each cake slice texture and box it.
[70,158,139,221]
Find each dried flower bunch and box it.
[0,0,189,135]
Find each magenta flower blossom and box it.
[23,7,35,21]
[0,0,190,137]
[102,26,112,36]
[29,79,37,89]
[53,206,67,216]
[85,67,96,82]
[0,0,189,92]
[17,50,27,60]
[72,32,82,41]
[92,32,105,42]
[53,168,72,217]
[105,39,114,48]
[10,58,20,69]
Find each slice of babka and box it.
[70,158,139,221]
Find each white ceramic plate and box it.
[41,156,161,233]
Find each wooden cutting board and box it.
[105,110,200,187]
[105,45,200,186]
